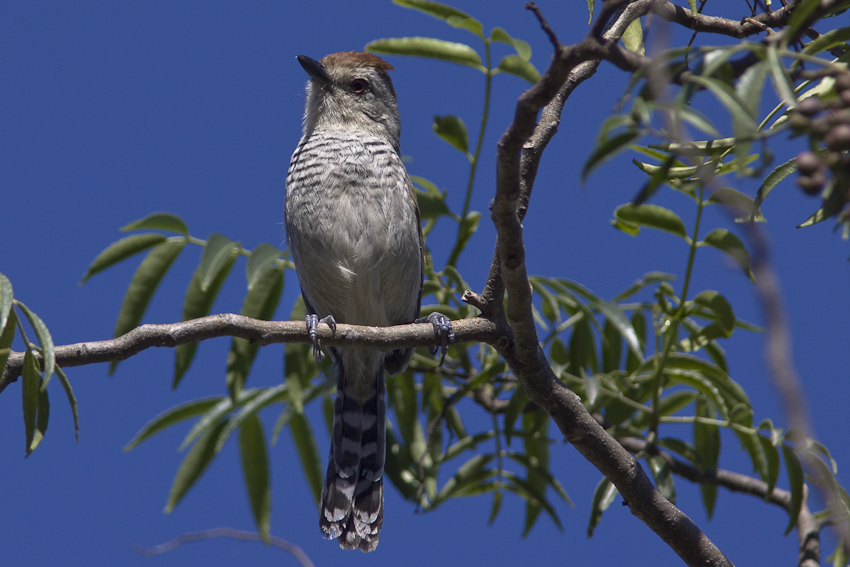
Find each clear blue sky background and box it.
[2,1,848,566]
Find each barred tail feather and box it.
[320,357,385,552]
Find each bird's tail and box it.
[319,354,385,552]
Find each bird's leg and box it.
[306,314,337,360]
[415,312,454,366]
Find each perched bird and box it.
[284,52,453,552]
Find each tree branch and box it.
[618,436,821,566]
[0,315,500,393]
[649,0,802,38]
[475,4,733,566]
[131,527,316,567]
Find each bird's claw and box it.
[306,314,337,361]
[416,312,454,366]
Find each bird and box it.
[284,51,453,552]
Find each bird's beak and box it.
[297,55,333,86]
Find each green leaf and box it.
[756,157,796,205]
[632,159,699,179]
[179,389,261,450]
[488,490,504,525]
[687,0,698,15]
[165,419,229,513]
[447,15,484,38]
[290,410,323,506]
[688,75,757,134]
[692,290,735,336]
[496,55,540,84]
[507,452,573,506]
[15,301,55,389]
[504,386,529,445]
[597,301,642,361]
[568,317,597,375]
[0,309,18,388]
[802,25,850,55]
[393,0,471,21]
[520,409,553,535]
[613,272,676,302]
[625,310,646,373]
[694,397,720,518]
[455,211,481,253]
[22,349,39,456]
[613,204,689,240]
[708,187,765,223]
[699,229,756,283]
[122,212,189,236]
[632,155,675,206]
[432,115,470,154]
[783,0,822,47]
[218,384,290,453]
[678,107,723,138]
[366,37,483,69]
[646,455,676,504]
[587,476,618,537]
[583,129,641,181]
[199,234,239,293]
[756,432,780,499]
[658,437,698,465]
[502,471,564,535]
[31,381,50,453]
[80,234,167,284]
[630,390,696,429]
[174,250,237,388]
[648,139,736,157]
[226,266,285,398]
[587,0,594,23]
[54,365,79,442]
[797,181,849,227]
[663,353,749,409]
[239,414,271,542]
[413,180,453,220]
[111,239,186,374]
[124,397,223,451]
[766,44,796,109]
[622,18,644,55]
[601,318,622,374]
[781,443,804,535]
[432,454,494,505]
[246,243,282,290]
[490,27,531,60]
[0,272,12,334]
[736,60,769,118]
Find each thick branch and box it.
[0,315,500,392]
[650,0,801,38]
[619,436,821,566]
[479,4,732,566]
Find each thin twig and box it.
[131,527,316,567]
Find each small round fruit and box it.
[796,151,821,175]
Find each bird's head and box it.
[298,52,400,146]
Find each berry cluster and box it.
[789,71,850,197]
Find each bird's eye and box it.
[350,79,369,94]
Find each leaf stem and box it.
[648,185,706,439]
[446,40,493,268]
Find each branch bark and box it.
[649,0,802,38]
[474,3,733,566]
[0,315,500,393]
[618,436,822,566]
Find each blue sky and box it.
[2,1,848,565]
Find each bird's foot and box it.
[306,314,337,360]
[415,312,454,366]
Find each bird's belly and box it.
[285,143,420,328]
